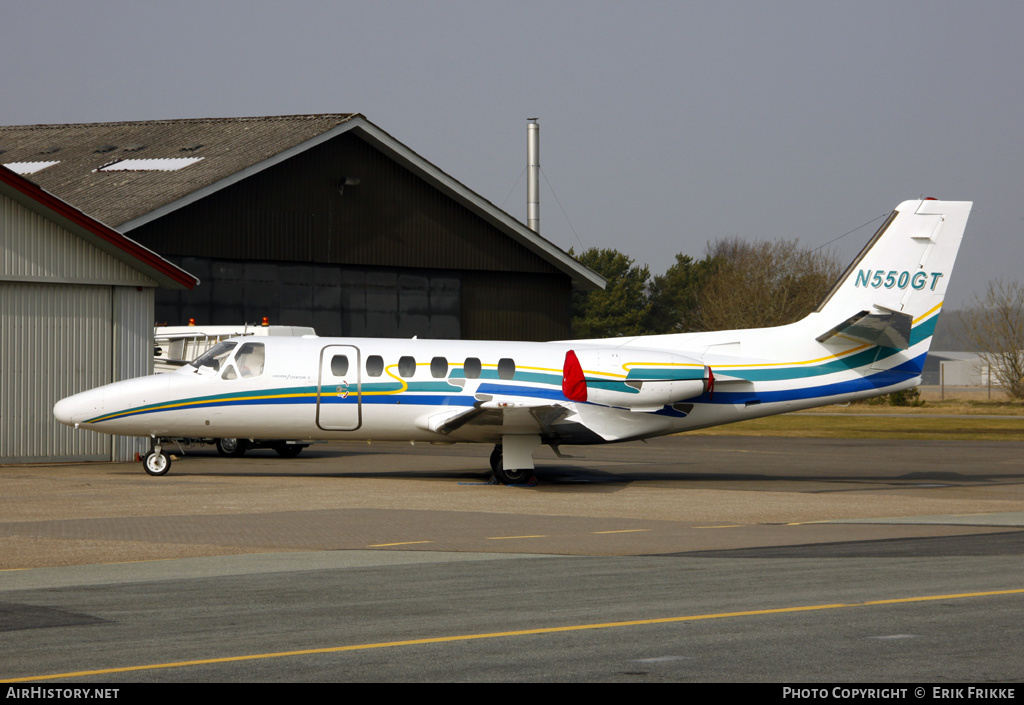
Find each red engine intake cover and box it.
[562,349,588,402]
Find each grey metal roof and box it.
[0,114,604,290]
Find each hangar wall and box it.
[156,257,463,340]
[129,131,572,341]
[0,190,155,463]
[111,285,155,462]
[1,282,112,462]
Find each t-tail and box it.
[795,198,972,397]
[615,198,974,412]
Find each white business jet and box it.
[54,199,972,483]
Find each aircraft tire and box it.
[273,443,304,458]
[489,445,534,485]
[143,450,171,476]
[216,438,248,458]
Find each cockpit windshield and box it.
[190,342,237,372]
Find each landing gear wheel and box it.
[216,438,248,457]
[143,450,171,476]
[489,444,535,485]
[273,443,304,458]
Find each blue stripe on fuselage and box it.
[91,346,930,424]
[702,352,926,405]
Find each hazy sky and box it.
[3,0,1021,308]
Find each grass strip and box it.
[687,413,1024,441]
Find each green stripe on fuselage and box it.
[624,367,705,381]
[710,314,938,383]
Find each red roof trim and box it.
[0,165,197,289]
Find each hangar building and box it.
[0,114,602,341]
[0,166,197,463]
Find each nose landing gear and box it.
[143,441,171,476]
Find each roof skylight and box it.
[94,157,204,172]
[4,161,60,175]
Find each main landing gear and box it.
[489,435,539,485]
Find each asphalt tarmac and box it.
[2,435,1023,683]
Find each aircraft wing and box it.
[415,396,573,439]
[415,394,682,444]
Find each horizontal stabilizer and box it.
[816,306,913,349]
[707,372,755,387]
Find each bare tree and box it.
[695,238,841,331]
[958,279,1024,399]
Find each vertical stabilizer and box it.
[815,199,972,326]
[807,198,971,387]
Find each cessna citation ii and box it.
[54,199,972,483]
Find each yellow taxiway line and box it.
[4,587,1023,683]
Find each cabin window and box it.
[331,354,349,376]
[236,342,265,378]
[366,355,384,377]
[498,358,515,380]
[190,341,237,372]
[398,356,416,378]
[430,357,448,378]
[463,357,481,379]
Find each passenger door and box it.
[317,345,361,431]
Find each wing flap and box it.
[415,400,572,437]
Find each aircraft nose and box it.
[53,396,78,427]
[53,375,177,430]
[53,397,71,424]
[53,389,102,427]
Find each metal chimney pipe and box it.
[527,118,540,233]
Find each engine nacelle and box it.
[563,347,710,409]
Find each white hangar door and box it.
[0,283,113,462]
